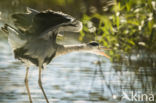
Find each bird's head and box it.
[86,41,110,58]
[86,41,99,50]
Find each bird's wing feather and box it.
[11,7,39,31]
[11,8,75,40]
[1,24,26,50]
[26,7,39,14]
[31,10,74,34]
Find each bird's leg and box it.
[24,67,32,103]
[38,66,49,103]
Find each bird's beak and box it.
[98,46,111,50]
[91,46,111,59]
[93,50,110,59]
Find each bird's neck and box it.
[56,44,89,56]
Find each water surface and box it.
[0,36,156,103]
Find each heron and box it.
[1,7,109,103]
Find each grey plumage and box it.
[4,8,83,67]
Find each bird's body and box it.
[14,37,56,66]
[6,8,82,68]
[1,7,108,103]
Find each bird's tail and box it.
[1,24,22,36]
[1,24,9,35]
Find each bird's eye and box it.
[87,41,99,46]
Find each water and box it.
[0,35,156,103]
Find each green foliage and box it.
[80,0,156,61]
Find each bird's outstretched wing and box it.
[12,7,39,32]
[12,7,75,36]
[31,10,74,34]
